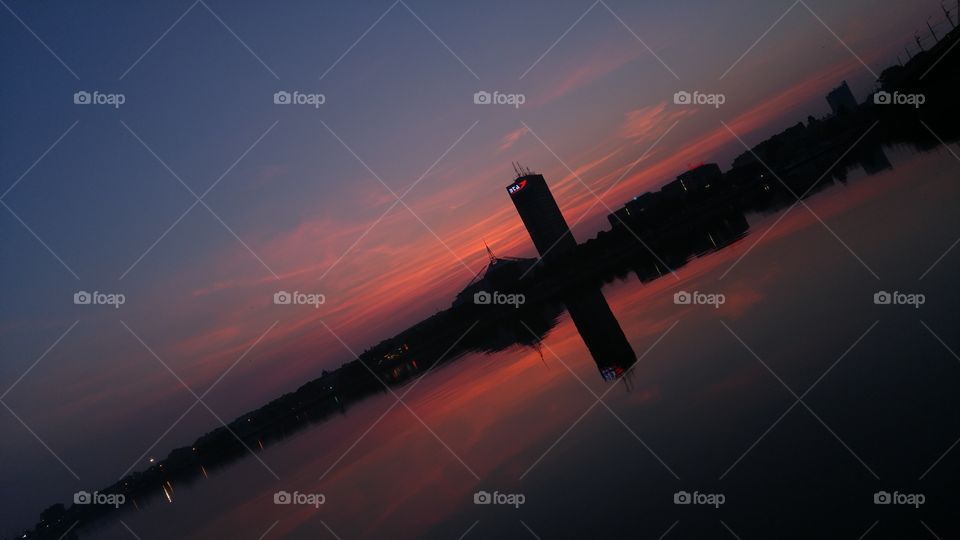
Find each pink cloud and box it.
[621,101,697,142]
[498,126,529,152]
[535,44,641,105]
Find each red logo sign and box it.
[508,180,527,194]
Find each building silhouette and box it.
[506,166,577,262]
[826,80,858,116]
[452,242,535,307]
[607,163,724,231]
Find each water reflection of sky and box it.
[93,147,960,538]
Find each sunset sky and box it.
[0,0,942,528]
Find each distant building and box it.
[660,178,687,202]
[506,170,577,261]
[677,163,722,193]
[826,81,858,116]
[607,192,651,226]
[629,192,658,210]
[608,206,632,229]
[452,243,535,307]
[608,163,723,232]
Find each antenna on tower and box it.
[927,18,940,43]
[511,162,536,179]
[530,340,547,368]
[482,239,496,264]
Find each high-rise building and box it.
[506,169,577,261]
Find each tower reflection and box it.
[563,288,637,382]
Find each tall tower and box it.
[506,166,577,261]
